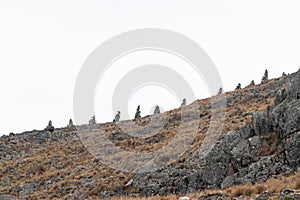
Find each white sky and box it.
[1,0,300,135]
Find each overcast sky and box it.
[1,0,300,136]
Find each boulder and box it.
[275,88,287,105]
[252,112,270,135]
[241,125,255,139]
[286,132,300,168]
[279,189,300,200]
[272,100,300,138]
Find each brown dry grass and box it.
[227,173,300,197]
[259,132,280,156]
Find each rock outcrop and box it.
[129,70,300,195]
[0,70,299,199]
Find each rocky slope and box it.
[0,70,300,199]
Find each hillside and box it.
[0,70,300,200]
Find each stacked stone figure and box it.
[250,80,255,86]
[45,120,54,132]
[134,105,141,120]
[261,69,268,84]
[218,87,223,95]
[67,119,76,130]
[153,105,160,114]
[235,83,242,90]
[181,98,186,106]
[113,111,121,122]
[89,115,96,125]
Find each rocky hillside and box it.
[0,70,300,199]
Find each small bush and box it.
[231,187,244,197]
[255,185,266,194]
[243,187,255,196]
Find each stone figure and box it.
[89,115,96,125]
[114,111,121,122]
[134,106,141,120]
[45,120,54,132]
[153,105,160,114]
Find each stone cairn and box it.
[89,115,96,125]
[181,98,186,106]
[153,105,160,114]
[134,105,141,120]
[250,80,255,86]
[67,119,76,130]
[261,69,268,84]
[218,87,223,95]
[235,83,242,90]
[45,120,54,132]
[113,111,121,122]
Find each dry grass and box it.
[227,173,300,197]
[259,132,280,156]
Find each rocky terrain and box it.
[0,70,300,199]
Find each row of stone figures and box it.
[99,98,188,124]
[44,69,290,130]
[235,69,268,90]
[45,119,76,132]
[217,69,284,94]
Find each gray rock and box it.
[279,189,300,200]
[224,156,275,188]
[247,157,274,183]
[248,136,262,154]
[286,132,300,168]
[221,174,237,189]
[19,183,37,198]
[275,88,288,105]
[220,131,241,152]
[287,72,300,101]
[241,125,255,139]
[252,112,270,135]
[256,191,270,200]
[231,139,251,167]
[272,100,300,138]
[271,71,300,139]
[0,195,17,200]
